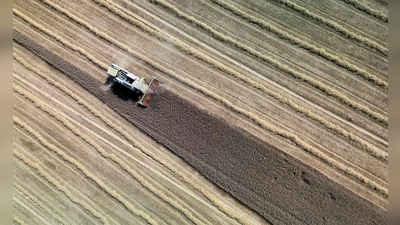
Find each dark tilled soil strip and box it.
[13,29,387,224]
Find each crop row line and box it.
[216,0,387,56]
[119,0,388,148]
[13,52,253,225]
[155,0,388,88]
[26,0,388,196]
[339,0,388,22]
[272,0,387,55]
[14,83,208,224]
[24,1,388,197]
[13,7,108,71]
[14,85,193,224]
[13,214,27,225]
[150,0,388,123]
[17,2,258,224]
[93,0,387,157]
[12,143,111,225]
[13,182,67,225]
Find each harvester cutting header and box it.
[107,64,159,107]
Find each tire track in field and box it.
[65,0,393,131]
[12,7,108,71]
[14,78,240,225]
[116,0,388,138]
[14,39,388,220]
[39,0,388,129]
[276,0,388,53]
[13,183,67,225]
[12,145,111,225]
[14,112,160,225]
[13,1,388,222]
[18,0,384,218]
[149,0,388,122]
[114,0,388,145]
[23,0,389,164]
[14,196,52,225]
[152,0,388,90]
[176,0,387,111]
[14,83,206,225]
[54,0,388,160]
[214,0,387,56]
[339,0,388,22]
[13,7,389,199]
[13,25,388,202]
[14,72,243,225]
[13,43,260,224]
[14,31,388,223]
[13,53,256,225]
[208,0,387,80]
[13,125,123,225]
[275,0,387,44]
[14,73,211,225]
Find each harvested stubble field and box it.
[13,0,388,224]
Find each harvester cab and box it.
[107,64,159,107]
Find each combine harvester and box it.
[107,63,159,107]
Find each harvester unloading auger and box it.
[107,64,159,107]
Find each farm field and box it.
[13,0,388,224]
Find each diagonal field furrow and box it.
[162,0,387,113]
[14,91,197,224]
[13,146,111,225]
[212,0,386,56]
[36,0,388,128]
[19,0,387,163]
[14,110,164,224]
[14,71,248,224]
[150,0,387,90]
[109,0,388,153]
[32,2,387,161]
[13,53,257,225]
[14,84,211,225]
[224,0,387,78]
[274,0,386,50]
[13,214,28,225]
[13,132,113,225]
[12,13,388,199]
[112,0,388,142]
[278,0,387,47]
[13,2,389,196]
[13,0,388,223]
[338,0,388,22]
[12,7,108,71]
[14,71,254,225]
[13,28,387,223]
[204,0,388,82]
[13,183,67,225]
[13,120,160,225]
[148,0,388,121]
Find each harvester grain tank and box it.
[107,64,159,107]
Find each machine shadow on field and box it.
[101,76,141,103]
[111,82,141,102]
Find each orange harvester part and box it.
[140,79,159,107]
